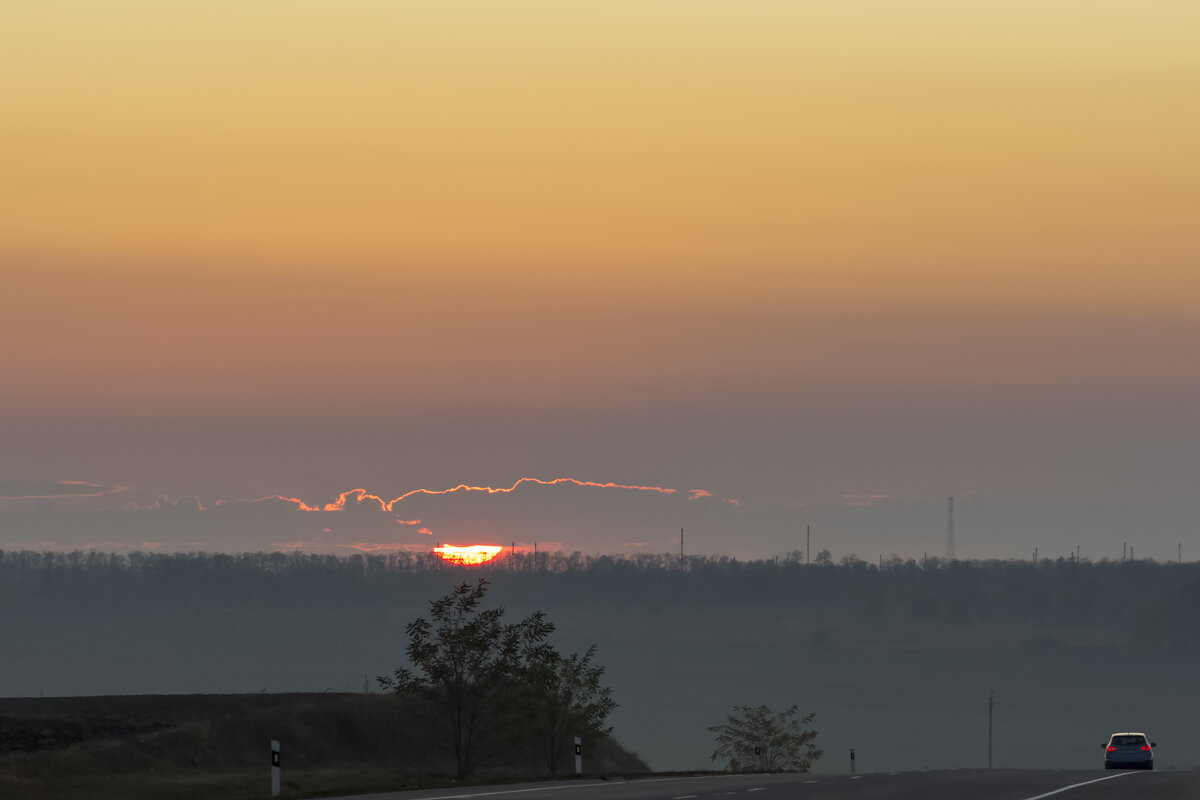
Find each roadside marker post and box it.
[271,739,281,797]
[850,748,855,773]
[575,737,583,776]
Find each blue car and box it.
[1103,732,1155,770]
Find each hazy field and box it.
[5,595,1196,774]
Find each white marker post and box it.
[574,736,583,776]
[271,739,281,797]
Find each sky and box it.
[2,1,1198,561]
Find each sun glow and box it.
[434,544,503,566]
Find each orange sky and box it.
[3,2,1197,307]
[2,2,1199,558]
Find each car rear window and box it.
[1113,735,1146,746]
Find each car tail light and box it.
[1107,746,1117,751]
[1141,745,1152,751]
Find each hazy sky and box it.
[3,2,1198,560]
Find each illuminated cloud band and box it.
[266,477,688,513]
[0,476,741,554]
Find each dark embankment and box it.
[0,692,649,800]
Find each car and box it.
[1103,732,1155,770]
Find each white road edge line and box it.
[394,775,757,800]
[1019,771,1137,800]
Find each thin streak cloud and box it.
[0,480,128,500]
[688,489,740,507]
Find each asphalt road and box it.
[333,769,1200,800]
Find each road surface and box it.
[332,769,1200,800]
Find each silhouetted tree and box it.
[523,643,617,775]
[378,578,554,778]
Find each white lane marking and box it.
[747,789,766,793]
[888,772,899,775]
[1019,771,1136,800]
[804,780,820,784]
[849,775,862,780]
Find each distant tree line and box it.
[3,548,1199,650]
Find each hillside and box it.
[0,692,649,800]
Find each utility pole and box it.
[988,692,994,768]
[680,528,684,562]
[806,524,810,565]
[945,496,956,560]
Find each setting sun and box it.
[433,545,504,566]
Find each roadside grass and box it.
[0,693,648,800]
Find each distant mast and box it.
[945,496,956,560]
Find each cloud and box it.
[0,479,127,500]
[842,493,891,507]
[688,488,741,507]
[379,477,677,510]
[268,539,432,554]
[348,542,428,553]
[73,477,684,516]
[0,475,748,555]
[319,489,389,512]
[153,495,204,511]
[226,495,320,512]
